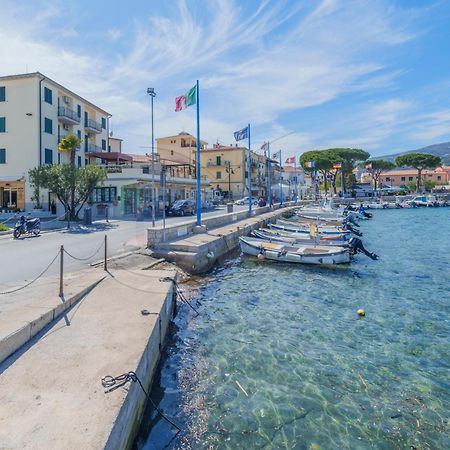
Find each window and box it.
[0,148,5,164]
[44,87,52,104]
[170,150,174,156]
[44,117,52,134]
[438,176,441,181]
[84,111,88,126]
[216,156,221,166]
[77,130,81,139]
[102,139,106,150]
[44,148,53,164]
[77,104,81,117]
[101,118,106,129]
[401,177,405,181]
[216,171,222,179]
[91,187,117,203]
[78,156,82,167]
[0,117,5,132]
[0,87,5,102]
[409,176,413,181]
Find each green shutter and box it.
[0,148,6,164]
[0,117,5,132]
[0,87,5,102]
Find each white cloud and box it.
[0,0,447,157]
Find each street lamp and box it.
[225,161,234,200]
[147,88,156,227]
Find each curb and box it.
[0,276,106,365]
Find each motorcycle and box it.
[13,215,41,238]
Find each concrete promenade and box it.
[0,265,177,449]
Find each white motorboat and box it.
[239,237,351,265]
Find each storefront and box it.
[0,179,25,211]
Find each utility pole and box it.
[225,160,233,200]
[147,88,156,227]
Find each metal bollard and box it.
[59,245,64,297]
[104,235,108,271]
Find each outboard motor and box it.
[358,206,373,219]
[343,222,363,237]
[343,216,360,227]
[348,237,378,260]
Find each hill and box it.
[377,142,450,165]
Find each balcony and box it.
[58,107,80,125]
[86,143,102,153]
[85,118,102,133]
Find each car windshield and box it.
[172,200,185,207]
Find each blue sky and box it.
[1,0,450,160]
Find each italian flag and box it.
[175,85,196,112]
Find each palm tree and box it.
[58,134,82,220]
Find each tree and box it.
[58,134,83,216]
[28,166,48,209]
[395,153,441,192]
[364,159,395,191]
[299,150,334,195]
[326,148,370,194]
[28,164,107,219]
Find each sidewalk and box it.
[0,267,177,449]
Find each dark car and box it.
[168,199,195,216]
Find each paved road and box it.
[0,206,248,287]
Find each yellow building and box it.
[196,144,266,200]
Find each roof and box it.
[156,132,207,144]
[381,168,447,176]
[201,145,247,152]
[0,72,111,116]
[87,152,132,162]
[283,166,303,173]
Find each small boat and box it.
[276,219,347,233]
[270,222,352,238]
[252,229,348,246]
[239,237,351,265]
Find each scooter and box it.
[13,215,41,238]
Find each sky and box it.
[1,0,450,160]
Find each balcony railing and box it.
[58,107,80,124]
[85,118,102,133]
[86,143,102,153]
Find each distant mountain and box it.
[376,142,450,165]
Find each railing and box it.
[85,118,102,132]
[58,106,80,123]
[86,143,102,153]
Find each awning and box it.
[87,152,133,162]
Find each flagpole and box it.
[294,157,297,201]
[195,80,201,226]
[279,150,283,206]
[248,123,252,214]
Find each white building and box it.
[0,72,110,212]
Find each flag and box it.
[285,156,295,164]
[260,142,268,151]
[272,150,281,159]
[333,162,342,169]
[305,161,315,168]
[234,126,249,141]
[365,162,373,170]
[174,85,196,112]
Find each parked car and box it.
[168,199,195,216]
[234,197,259,205]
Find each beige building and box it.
[379,166,449,187]
[0,72,110,211]
[156,131,207,166]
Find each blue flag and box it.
[234,126,249,141]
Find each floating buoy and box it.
[357,308,365,317]
[257,252,265,261]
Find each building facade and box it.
[0,72,110,211]
[379,167,449,187]
[156,131,207,166]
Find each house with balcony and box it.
[0,72,110,212]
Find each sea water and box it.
[136,207,449,450]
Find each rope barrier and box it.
[63,240,104,261]
[101,371,182,432]
[0,251,60,295]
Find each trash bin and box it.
[83,207,92,225]
[227,203,234,213]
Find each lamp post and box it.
[147,88,156,227]
[225,161,234,200]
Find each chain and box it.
[63,240,104,261]
[0,251,60,295]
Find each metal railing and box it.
[85,118,102,132]
[87,143,103,153]
[58,106,80,123]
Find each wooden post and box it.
[59,245,64,297]
[104,235,107,271]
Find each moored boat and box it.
[269,222,352,237]
[239,236,351,265]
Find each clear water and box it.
[136,208,450,450]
